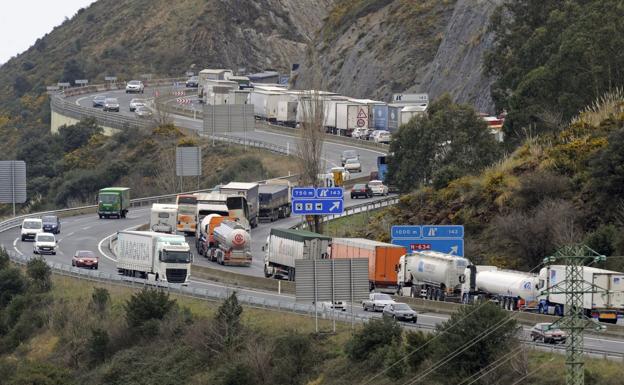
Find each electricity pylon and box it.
[542,245,607,385]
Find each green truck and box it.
[98,187,131,219]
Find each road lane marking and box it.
[97,224,143,263]
[82,226,92,230]
[13,237,23,256]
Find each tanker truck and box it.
[212,220,252,266]
[116,230,192,284]
[536,265,624,323]
[397,251,470,301]
[197,214,225,260]
[461,266,540,311]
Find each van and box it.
[21,218,43,241]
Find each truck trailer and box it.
[462,265,540,311]
[397,251,471,301]
[98,187,130,219]
[219,182,259,228]
[198,214,225,260]
[263,228,331,281]
[149,204,177,234]
[116,230,192,284]
[258,184,290,222]
[331,238,406,292]
[213,220,252,266]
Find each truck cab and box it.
[98,187,130,219]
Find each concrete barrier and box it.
[192,265,295,294]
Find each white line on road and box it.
[82,226,92,230]
[12,237,23,256]
[97,224,143,263]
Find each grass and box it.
[322,208,386,237]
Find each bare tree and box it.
[152,93,173,127]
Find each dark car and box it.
[383,303,418,323]
[72,250,99,270]
[351,184,372,199]
[530,323,567,344]
[186,76,199,88]
[42,215,61,234]
[92,95,107,107]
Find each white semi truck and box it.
[219,182,259,228]
[461,266,540,311]
[116,231,192,284]
[536,265,624,323]
[397,251,471,301]
[263,228,331,281]
[213,220,252,266]
[149,204,178,234]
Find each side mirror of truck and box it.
[19,225,22,229]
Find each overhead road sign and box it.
[57,82,70,88]
[292,187,345,215]
[104,76,117,81]
[391,224,465,256]
[75,79,88,85]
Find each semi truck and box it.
[98,187,130,219]
[219,182,259,228]
[461,266,540,311]
[258,184,290,222]
[263,228,331,281]
[330,238,406,292]
[396,251,471,301]
[536,265,624,323]
[116,230,192,284]
[198,214,225,260]
[150,204,177,234]
[213,220,252,266]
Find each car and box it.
[135,106,153,118]
[20,218,43,241]
[186,76,199,87]
[317,301,347,312]
[92,95,107,107]
[103,98,120,112]
[371,130,391,144]
[344,158,362,173]
[72,250,99,269]
[42,215,61,234]
[341,150,359,166]
[351,183,372,199]
[125,80,144,93]
[530,323,567,344]
[351,128,369,140]
[129,98,145,112]
[383,303,418,323]
[33,232,57,255]
[368,180,388,196]
[362,293,396,312]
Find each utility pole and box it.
[542,245,607,385]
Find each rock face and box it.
[297,0,501,112]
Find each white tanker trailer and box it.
[213,220,252,266]
[397,251,470,301]
[461,266,540,311]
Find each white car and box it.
[135,106,153,118]
[343,158,362,173]
[33,233,57,255]
[371,130,391,144]
[317,301,347,312]
[351,128,369,140]
[369,180,388,196]
[126,80,144,93]
[129,98,146,112]
[21,218,43,241]
[362,293,396,312]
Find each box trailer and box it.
[98,187,130,219]
[263,228,331,281]
[258,184,290,222]
[219,182,259,228]
[331,238,406,292]
[276,100,298,126]
[116,230,192,284]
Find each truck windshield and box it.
[99,194,118,204]
[23,221,41,229]
[162,250,191,263]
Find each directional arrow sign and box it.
[292,199,344,215]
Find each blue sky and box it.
[0,0,96,64]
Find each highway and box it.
[2,85,621,358]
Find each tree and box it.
[57,117,102,152]
[89,287,110,313]
[387,95,501,192]
[26,257,52,293]
[430,302,519,385]
[404,330,433,371]
[124,288,176,329]
[345,316,402,361]
[0,246,9,270]
[0,268,27,308]
[270,333,317,385]
[61,58,85,86]
[587,128,624,217]
[215,292,243,350]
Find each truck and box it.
[213,220,252,266]
[198,213,225,260]
[536,265,624,323]
[461,266,540,311]
[98,187,131,219]
[258,184,290,222]
[116,230,192,284]
[149,204,178,234]
[219,182,259,228]
[276,100,298,127]
[263,228,331,281]
[195,191,249,233]
[331,238,406,292]
[396,251,471,301]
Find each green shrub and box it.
[26,257,51,293]
[90,287,110,313]
[124,288,176,329]
[345,316,402,361]
[271,332,318,385]
[0,267,27,308]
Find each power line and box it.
[457,346,524,385]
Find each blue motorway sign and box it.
[391,225,421,239]
[315,187,343,198]
[392,238,464,257]
[292,199,344,215]
[292,188,315,199]
[421,225,464,239]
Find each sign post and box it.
[391,225,464,256]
